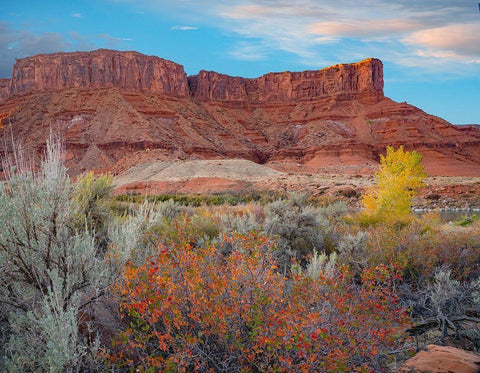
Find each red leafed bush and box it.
[110,232,410,372]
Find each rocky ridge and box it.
[0,49,479,184]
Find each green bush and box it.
[71,171,113,249]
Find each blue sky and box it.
[0,0,479,124]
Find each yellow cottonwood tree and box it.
[362,146,427,220]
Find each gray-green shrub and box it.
[263,193,330,272]
[155,198,182,220]
[221,210,262,234]
[337,231,369,272]
[292,250,337,279]
[71,171,113,250]
[0,140,130,371]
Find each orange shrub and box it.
[110,232,410,372]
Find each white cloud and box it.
[219,4,271,19]
[71,13,83,18]
[96,34,134,48]
[216,1,480,71]
[171,25,198,30]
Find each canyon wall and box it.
[5,49,189,98]
[0,50,383,104]
[188,58,384,103]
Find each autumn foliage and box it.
[362,146,427,221]
[110,232,410,372]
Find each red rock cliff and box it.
[188,58,383,103]
[2,50,383,105]
[0,79,9,102]
[7,49,189,98]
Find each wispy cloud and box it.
[229,42,266,61]
[106,0,480,75]
[71,12,83,18]
[308,19,422,38]
[218,0,480,73]
[220,4,271,19]
[98,34,133,42]
[171,25,198,31]
[96,33,133,48]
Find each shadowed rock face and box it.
[6,49,189,98]
[0,49,479,178]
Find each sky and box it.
[0,0,479,124]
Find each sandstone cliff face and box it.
[0,79,9,102]
[188,58,383,103]
[6,49,189,98]
[2,50,383,104]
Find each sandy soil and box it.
[114,159,283,185]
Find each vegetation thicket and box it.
[111,234,408,371]
[0,143,479,372]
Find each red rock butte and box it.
[0,49,479,179]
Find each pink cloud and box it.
[221,4,272,19]
[404,23,480,59]
[308,18,421,37]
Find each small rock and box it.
[400,344,480,373]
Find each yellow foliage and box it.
[71,171,113,233]
[362,146,427,221]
